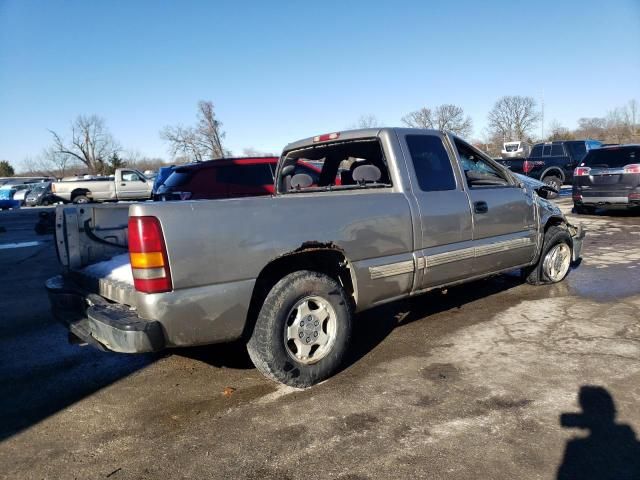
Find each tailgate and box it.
[56,203,130,269]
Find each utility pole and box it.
[540,90,545,140]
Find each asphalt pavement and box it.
[0,201,639,480]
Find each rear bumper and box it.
[46,275,165,353]
[579,196,629,205]
[568,223,585,262]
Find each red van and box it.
[154,157,323,201]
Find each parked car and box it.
[47,128,585,387]
[573,145,640,213]
[501,140,602,197]
[0,187,20,210]
[51,168,153,203]
[501,141,530,159]
[151,166,176,195]
[11,183,39,206]
[25,182,55,206]
[154,156,324,201]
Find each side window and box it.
[551,144,565,156]
[122,171,144,182]
[542,145,552,156]
[217,164,274,187]
[406,135,456,192]
[454,138,510,188]
[531,145,543,157]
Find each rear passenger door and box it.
[451,136,537,274]
[402,133,474,289]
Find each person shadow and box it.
[557,385,640,480]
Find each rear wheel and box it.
[542,175,562,198]
[574,204,596,215]
[72,195,90,204]
[524,225,573,285]
[247,270,352,387]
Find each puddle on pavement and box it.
[567,262,640,301]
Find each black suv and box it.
[573,145,640,214]
[501,140,602,197]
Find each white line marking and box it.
[0,241,40,250]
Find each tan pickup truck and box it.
[51,168,153,204]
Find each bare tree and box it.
[402,104,472,137]
[434,104,473,137]
[48,115,120,174]
[575,117,607,139]
[487,96,540,142]
[161,100,226,162]
[546,120,575,141]
[241,147,277,157]
[351,114,381,129]
[401,107,433,129]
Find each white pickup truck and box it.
[51,168,153,204]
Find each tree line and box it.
[4,96,639,178]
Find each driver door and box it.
[450,136,537,275]
[117,170,149,199]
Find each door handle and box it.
[474,201,488,214]
[121,183,126,186]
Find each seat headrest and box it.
[290,173,313,190]
[352,164,381,184]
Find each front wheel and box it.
[524,225,573,285]
[247,270,353,387]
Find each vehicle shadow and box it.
[557,385,640,479]
[0,239,157,442]
[344,273,524,370]
[177,341,255,369]
[183,273,526,375]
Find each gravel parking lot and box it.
[1,199,639,479]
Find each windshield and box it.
[582,147,639,168]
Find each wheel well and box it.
[243,248,356,340]
[71,188,90,200]
[544,216,566,233]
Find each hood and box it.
[513,173,557,197]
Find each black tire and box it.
[542,175,562,199]
[73,195,90,204]
[247,270,353,387]
[524,225,573,285]
[574,204,596,215]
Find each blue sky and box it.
[1,0,639,167]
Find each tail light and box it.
[574,167,591,176]
[623,164,640,174]
[572,193,583,201]
[523,160,532,173]
[629,192,640,200]
[51,183,56,193]
[313,132,340,142]
[128,216,172,293]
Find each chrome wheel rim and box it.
[543,243,571,282]
[284,296,337,365]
